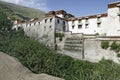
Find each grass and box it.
[0,1,45,20]
[0,30,120,80]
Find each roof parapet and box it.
[108,1,120,8]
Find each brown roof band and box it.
[108,1,120,8]
[68,13,107,21]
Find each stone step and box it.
[64,44,83,47]
[66,38,83,40]
[64,47,83,51]
[65,41,83,44]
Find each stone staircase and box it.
[64,35,84,59]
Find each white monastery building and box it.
[13,1,120,36]
[12,1,120,63]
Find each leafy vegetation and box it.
[0,10,120,80]
[110,41,120,52]
[101,41,109,49]
[55,32,64,41]
[0,1,45,20]
[101,41,120,57]
[117,53,120,57]
[0,9,13,35]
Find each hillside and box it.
[0,1,45,20]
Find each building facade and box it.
[13,1,120,36]
[13,1,120,48]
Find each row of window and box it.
[72,23,101,29]
[57,19,66,25]
[45,18,66,25]
[72,17,101,24]
[26,22,41,27]
[45,18,53,23]
[44,25,52,29]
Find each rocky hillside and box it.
[0,52,63,80]
[0,1,45,20]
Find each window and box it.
[64,15,66,18]
[44,26,46,31]
[34,22,36,26]
[57,19,60,24]
[38,22,40,25]
[49,25,51,28]
[85,18,89,24]
[78,25,82,29]
[72,20,74,24]
[97,17,101,21]
[97,23,101,27]
[118,7,120,21]
[78,19,81,23]
[97,17,101,23]
[63,21,65,25]
[26,24,28,27]
[18,27,21,30]
[45,19,47,23]
[44,26,46,28]
[85,24,88,28]
[97,17,101,27]
[72,26,74,29]
[50,18,52,22]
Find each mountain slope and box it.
[0,1,45,20]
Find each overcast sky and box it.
[0,0,120,17]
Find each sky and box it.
[0,0,120,17]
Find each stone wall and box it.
[56,33,120,63]
[56,32,84,59]
[13,17,56,49]
[84,38,120,63]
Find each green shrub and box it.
[55,32,64,41]
[110,41,118,50]
[117,53,120,57]
[101,41,109,49]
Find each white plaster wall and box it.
[68,17,107,35]
[84,39,120,63]
[56,14,64,18]
[107,7,120,36]
[13,17,56,49]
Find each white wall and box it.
[13,17,56,48]
[56,14,64,18]
[107,7,120,36]
[68,17,107,35]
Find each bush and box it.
[110,41,120,52]
[55,32,64,41]
[117,53,120,57]
[110,41,118,50]
[101,41,109,49]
